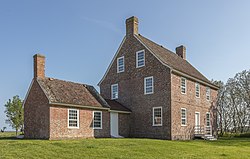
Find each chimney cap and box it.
[126,16,138,22]
[33,53,45,58]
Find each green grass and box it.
[0,132,249,159]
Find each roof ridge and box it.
[44,77,89,86]
[138,34,181,58]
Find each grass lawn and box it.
[0,132,249,159]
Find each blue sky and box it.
[0,0,249,130]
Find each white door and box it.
[195,112,200,133]
[110,112,119,137]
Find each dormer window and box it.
[117,56,124,73]
[136,50,145,68]
[195,83,200,98]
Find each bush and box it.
[219,132,250,138]
[237,133,250,138]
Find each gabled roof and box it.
[135,34,218,88]
[37,77,110,109]
[105,99,131,113]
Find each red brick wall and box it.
[49,106,110,140]
[171,73,218,140]
[118,113,130,137]
[24,80,50,139]
[100,36,172,139]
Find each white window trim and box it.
[153,107,162,126]
[93,111,102,129]
[117,56,124,73]
[195,83,200,98]
[206,87,211,101]
[181,108,187,126]
[181,77,187,94]
[195,111,200,127]
[144,76,154,95]
[136,50,145,68]
[68,108,79,129]
[111,84,118,99]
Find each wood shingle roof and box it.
[37,77,110,108]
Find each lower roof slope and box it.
[105,99,131,112]
[37,77,109,108]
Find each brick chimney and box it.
[126,16,138,37]
[176,45,186,60]
[33,54,45,79]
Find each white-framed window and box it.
[111,84,118,99]
[136,50,145,68]
[153,107,162,126]
[195,83,200,98]
[206,87,211,101]
[68,109,79,128]
[181,77,186,94]
[117,56,124,73]
[144,76,154,94]
[93,111,102,129]
[206,112,210,127]
[181,108,187,126]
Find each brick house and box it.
[99,16,219,140]
[24,54,131,139]
[24,16,219,140]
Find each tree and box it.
[4,95,24,136]
[214,69,250,135]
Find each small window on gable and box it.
[181,108,187,126]
[206,87,211,101]
[117,56,124,73]
[68,109,79,128]
[181,77,186,94]
[136,50,145,68]
[195,83,200,98]
[153,107,162,126]
[144,76,154,94]
[93,111,102,129]
[111,84,118,99]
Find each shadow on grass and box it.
[0,136,19,140]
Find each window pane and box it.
[206,113,210,126]
[94,112,102,128]
[68,109,78,128]
[195,83,200,97]
[145,77,153,94]
[181,78,186,94]
[206,87,210,100]
[181,109,186,125]
[137,51,145,67]
[112,84,118,99]
[117,57,124,72]
[154,108,162,125]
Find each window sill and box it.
[68,127,79,129]
[93,128,102,130]
[153,124,162,127]
[145,92,154,95]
